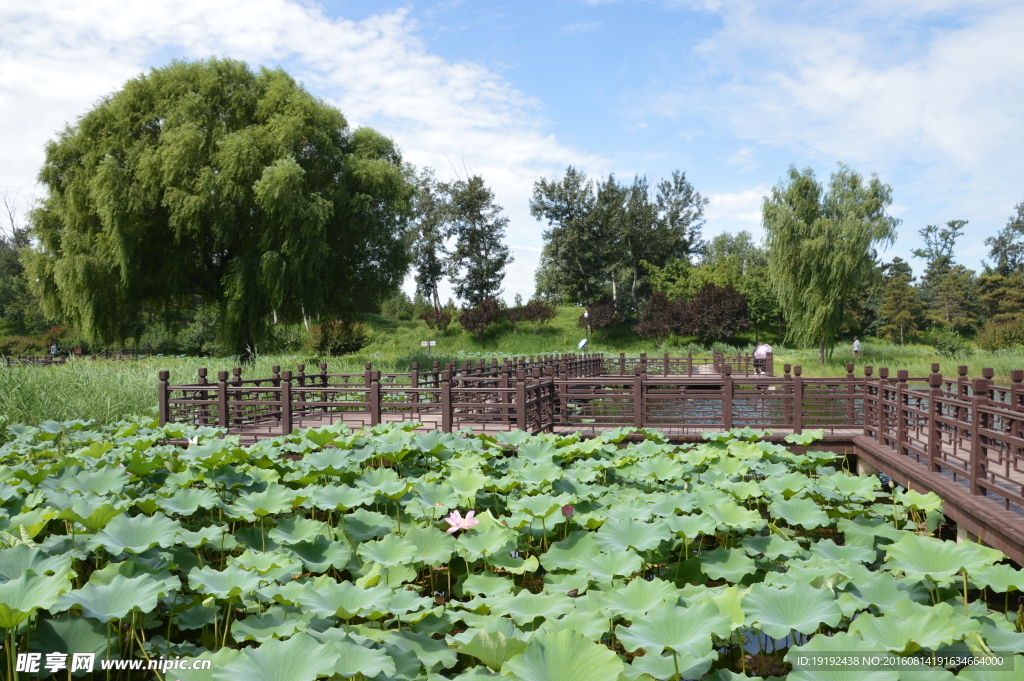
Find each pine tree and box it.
[877,258,923,345]
[446,176,512,306]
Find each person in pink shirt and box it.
[753,343,772,375]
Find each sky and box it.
[3,0,1024,304]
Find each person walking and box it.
[852,337,860,358]
[50,343,58,359]
[753,343,772,375]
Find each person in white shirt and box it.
[753,343,772,374]
[852,337,860,358]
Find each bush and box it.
[422,309,452,332]
[41,325,68,347]
[0,335,46,356]
[306,320,371,356]
[976,319,1024,351]
[381,293,416,320]
[578,296,622,339]
[677,283,751,345]
[633,292,680,341]
[924,328,974,358]
[522,300,557,327]
[458,298,503,338]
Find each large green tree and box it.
[446,175,512,306]
[411,168,450,312]
[26,58,414,358]
[911,220,977,333]
[984,201,1024,276]
[877,257,923,345]
[0,191,45,332]
[763,164,899,364]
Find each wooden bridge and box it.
[158,353,1024,565]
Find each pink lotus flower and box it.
[444,509,479,533]
[561,504,575,518]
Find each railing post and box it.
[896,370,909,457]
[410,362,420,416]
[687,351,693,377]
[845,363,856,426]
[1011,369,1024,413]
[272,365,281,424]
[369,370,381,426]
[516,370,529,431]
[217,371,229,429]
[364,362,372,389]
[232,367,242,426]
[927,369,943,473]
[793,366,803,434]
[768,352,774,377]
[158,371,170,426]
[197,368,210,425]
[281,370,293,435]
[970,377,990,496]
[783,363,793,426]
[722,364,734,431]
[862,366,874,437]
[664,352,670,377]
[633,366,644,428]
[878,368,890,444]
[620,353,626,377]
[296,363,306,418]
[441,371,452,432]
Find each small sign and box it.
[420,341,436,347]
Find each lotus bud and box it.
[561,504,575,518]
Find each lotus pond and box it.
[2,419,1024,681]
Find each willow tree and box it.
[763,165,898,364]
[26,58,414,358]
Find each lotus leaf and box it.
[628,650,716,681]
[491,590,574,626]
[838,516,908,548]
[54,573,173,623]
[309,485,374,511]
[700,547,759,581]
[743,582,843,638]
[334,638,398,678]
[458,525,514,560]
[617,600,730,658]
[188,564,264,599]
[0,545,73,581]
[176,604,216,630]
[885,533,1000,583]
[705,501,766,531]
[974,563,1024,593]
[297,580,392,620]
[376,629,458,669]
[810,539,877,564]
[595,518,670,553]
[742,534,805,560]
[58,497,126,531]
[29,614,108,666]
[818,472,879,500]
[849,603,963,653]
[576,550,644,582]
[345,508,395,542]
[232,612,302,642]
[405,525,456,566]
[540,531,601,571]
[458,630,528,671]
[60,465,130,495]
[600,575,678,619]
[213,631,340,681]
[487,551,539,575]
[229,550,301,576]
[284,535,353,573]
[787,631,897,681]
[0,571,71,628]
[503,629,625,681]
[772,496,831,529]
[157,487,222,516]
[226,483,296,520]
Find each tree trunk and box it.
[631,269,638,309]
[900,324,904,346]
[612,278,617,304]
[818,338,825,366]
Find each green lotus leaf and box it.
[700,547,759,581]
[0,571,72,628]
[231,612,301,642]
[458,525,514,560]
[576,550,644,583]
[267,517,328,545]
[743,582,843,638]
[885,533,1000,583]
[517,440,558,463]
[407,482,458,516]
[57,497,126,531]
[817,472,879,500]
[283,536,352,573]
[664,514,717,540]
[761,471,814,497]
[59,466,130,496]
[179,525,229,548]
[188,564,264,599]
[376,628,458,669]
[309,485,374,511]
[810,539,877,564]
[356,468,408,498]
[771,497,831,529]
[595,518,670,553]
[463,572,515,597]
[301,447,359,475]
[213,631,340,681]
[29,614,108,666]
[974,563,1024,593]
[720,479,763,500]
[0,545,73,581]
[849,603,963,653]
[89,512,182,554]
[449,468,489,500]
[296,580,392,620]
[843,572,927,611]
[358,533,418,567]
[176,604,216,630]
[503,629,625,681]
[628,650,716,681]
[837,517,908,549]
[976,617,1024,654]
[511,494,565,519]
[157,487,222,516]
[4,507,60,537]
[458,630,528,671]
[334,638,397,678]
[616,600,730,658]
[226,483,296,520]
[957,654,1024,681]
[229,550,301,576]
[600,576,678,620]
[893,488,944,513]
[742,534,805,560]
[541,531,601,571]
[786,631,897,681]
[54,573,174,623]
[404,525,455,566]
[705,502,766,531]
[536,609,608,641]
[634,457,686,481]
[344,508,395,542]
[491,590,574,626]
[495,430,532,447]
[785,430,826,446]
[517,461,564,487]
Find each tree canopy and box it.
[763,165,898,364]
[26,58,415,358]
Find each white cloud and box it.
[0,0,607,303]
[562,21,603,33]
[705,187,768,239]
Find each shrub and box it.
[422,309,452,332]
[458,298,503,338]
[578,296,622,339]
[41,325,68,347]
[976,319,1024,351]
[306,320,371,355]
[381,293,416,320]
[923,328,974,358]
[522,300,557,329]
[633,292,679,341]
[0,335,46,356]
[677,283,751,345]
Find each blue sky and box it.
[3,0,1023,303]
